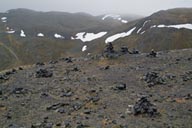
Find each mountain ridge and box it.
[0,8,192,71]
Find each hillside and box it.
[100,8,192,53]
[0,8,192,71]
[0,9,139,71]
[0,47,192,127]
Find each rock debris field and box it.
[0,48,192,128]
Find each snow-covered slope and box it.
[74,32,107,42]
[105,27,136,43]
[102,14,128,24]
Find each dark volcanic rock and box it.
[7,124,21,128]
[104,43,115,53]
[103,43,119,58]
[31,122,53,128]
[0,89,2,95]
[83,109,92,114]
[130,48,139,54]
[46,103,68,111]
[0,74,9,80]
[72,102,83,111]
[119,46,129,55]
[62,121,71,128]
[49,60,58,64]
[65,57,73,63]
[147,49,157,57]
[12,87,28,94]
[143,72,166,87]
[181,71,192,81]
[133,97,158,117]
[115,83,127,90]
[35,69,53,78]
[36,62,45,66]
[5,69,16,75]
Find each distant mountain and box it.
[0,8,192,71]
[0,8,141,70]
[0,8,129,39]
[99,8,192,53]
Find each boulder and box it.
[35,69,53,78]
[133,97,158,117]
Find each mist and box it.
[1,0,192,16]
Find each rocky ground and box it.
[0,47,192,128]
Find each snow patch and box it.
[71,37,75,40]
[121,20,128,24]
[151,24,192,30]
[1,17,7,22]
[20,30,26,37]
[1,17,7,20]
[102,14,128,24]
[75,32,107,42]
[105,27,136,43]
[82,45,87,52]
[141,31,145,35]
[54,33,64,39]
[37,33,44,37]
[118,17,122,21]
[137,20,151,34]
[6,30,15,34]
[102,14,121,20]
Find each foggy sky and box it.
[1,0,192,16]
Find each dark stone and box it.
[133,97,158,117]
[18,67,23,70]
[63,121,71,128]
[143,72,166,87]
[184,94,192,100]
[147,49,157,57]
[104,42,115,53]
[46,103,67,111]
[120,46,129,55]
[44,116,49,120]
[104,66,110,70]
[49,60,58,64]
[72,102,83,111]
[31,123,42,128]
[5,69,16,76]
[181,71,192,82]
[75,124,89,128]
[83,109,91,114]
[120,114,125,118]
[89,96,100,103]
[35,69,53,78]
[60,88,73,97]
[0,74,9,80]
[40,92,49,98]
[57,108,65,114]
[165,73,176,80]
[8,124,21,128]
[56,123,61,126]
[72,67,79,72]
[60,91,73,97]
[115,83,126,90]
[36,62,45,66]
[65,57,73,63]
[12,87,27,94]
[0,89,2,95]
[5,112,12,119]
[103,43,119,58]
[44,122,53,128]
[130,48,139,54]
